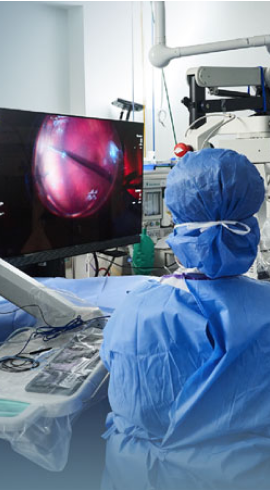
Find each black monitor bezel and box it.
[5,234,140,267]
[0,108,143,266]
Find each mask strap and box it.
[174,220,251,236]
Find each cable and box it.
[157,51,167,127]
[82,315,110,330]
[93,252,99,277]
[0,308,20,315]
[185,112,236,137]
[158,109,167,127]
[0,309,84,371]
[98,267,111,277]
[0,298,79,330]
[102,256,116,276]
[184,113,237,150]
[34,316,85,341]
[162,69,177,146]
[0,285,94,326]
[0,326,34,346]
[0,313,109,373]
[200,114,236,149]
[0,356,39,373]
[150,2,177,147]
[0,328,38,372]
[97,253,176,271]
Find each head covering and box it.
[165,148,265,278]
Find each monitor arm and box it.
[0,258,102,327]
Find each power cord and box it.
[0,306,109,373]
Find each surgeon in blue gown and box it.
[100,148,270,490]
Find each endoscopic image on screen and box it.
[0,108,143,264]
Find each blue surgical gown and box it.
[100,272,270,490]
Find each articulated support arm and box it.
[149,2,270,68]
[0,258,101,327]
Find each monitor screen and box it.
[0,108,143,266]
[144,190,162,217]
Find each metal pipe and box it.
[154,1,166,45]
[149,1,270,68]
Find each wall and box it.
[68,4,86,115]
[83,1,142,120]
[0,1,71,114]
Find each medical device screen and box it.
[144,191,162,217]
[0,108,143,266]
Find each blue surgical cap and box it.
[165,148,265,278]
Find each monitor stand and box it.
[19,259,66,278]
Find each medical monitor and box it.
[143,189,162,219]
[0,108,143,267]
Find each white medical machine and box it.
[143,164,173,243]
[177,66,270,227]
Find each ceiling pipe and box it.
[149,1,270,69]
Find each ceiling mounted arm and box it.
[149,1,270,69]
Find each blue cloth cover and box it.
[165,149,265,278]
[100,275,270,489]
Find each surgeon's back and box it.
[100,149,270,490]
